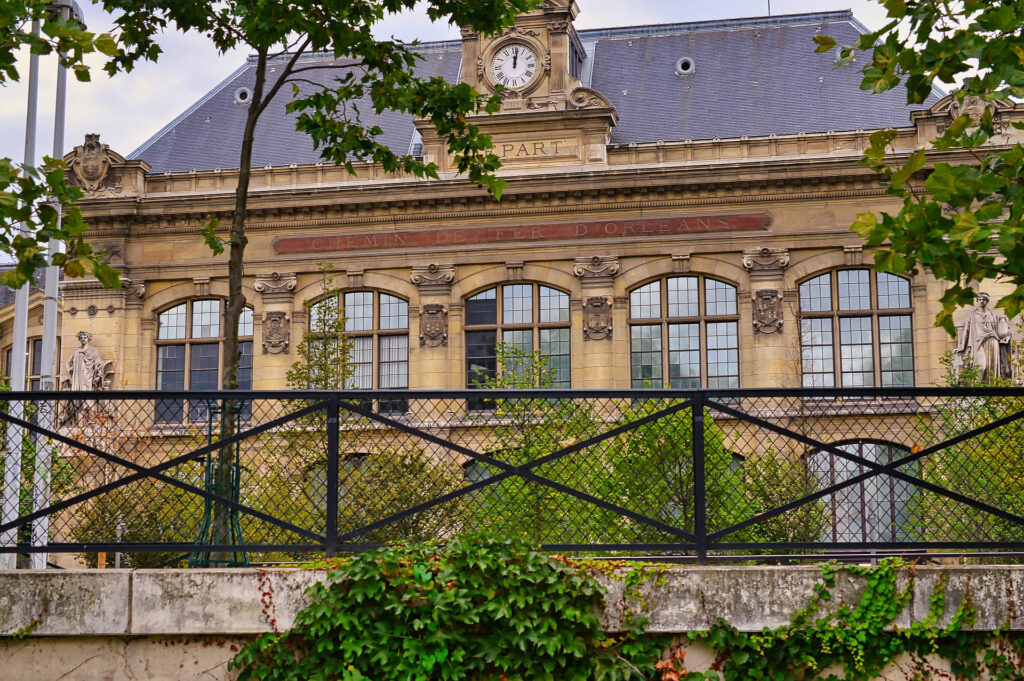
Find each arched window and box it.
[807,441,916,543]
[156,300,253,423]
[309,290,409,412]
[628,275,739,388]
[464,283,571,388]
[798,270,913,387]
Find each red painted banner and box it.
[273,212,771,255]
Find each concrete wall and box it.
[0,566,1020,680]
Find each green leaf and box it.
[199,217,225,256]
[812,35,836,53]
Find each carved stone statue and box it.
[955,293,1013,380]
[60,332,114,425]
[66,332,105,390]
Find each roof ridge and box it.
[576,10,855,40]
[240,10,859,65]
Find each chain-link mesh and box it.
[1,389,1023,565]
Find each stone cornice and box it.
[79,155,914,239]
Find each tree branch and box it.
[255,35,312,118]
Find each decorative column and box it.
[572,256,620,389]
[409,264,455,390]
[120,279,146,390]
[741,248,796,388]
[253,272,297,390]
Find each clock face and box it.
[490,43,539,90]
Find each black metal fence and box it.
[2,388,1024,566]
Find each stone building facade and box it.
[2,3,1021,402]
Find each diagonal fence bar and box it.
[0,388,1022,563]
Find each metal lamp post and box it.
[30,0,83,571]
[0,2,83,570]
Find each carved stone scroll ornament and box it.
[582,297,613,341]
[752,289,783,334]
[254,272,297,296]
[410,264,455,288]
[742,247,790,271]
[419,303,449,347]
[572,255,620,280]
[262,311,290,355]
[569,88,613,110]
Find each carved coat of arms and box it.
[583,297,612,341]
[753,289,783,334]
[71,133,112,192]
[419,304,448,347]
[262,311,290,354]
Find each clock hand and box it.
[513,47,518,69]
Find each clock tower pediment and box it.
[417,0,616,170]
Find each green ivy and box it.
[229,535,666,681]
[231,543,1024,681]
[696,559,1023,681]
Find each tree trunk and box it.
[212,47,268,563]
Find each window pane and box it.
[667,277,698,317]
[839,317,874,386]
[667,323,700,389]
[379,335,408,389]
[837,270,870,311]
[630,325,662,388]
[466,330,497,387]
[188,343,219,422]
[630,281,661,319]
[706,321,739,389]
[539,287,569,323]
[191,300,221,339]
[502,284,533,324]
[879,315,914,387]
[347,336,372,389]
[540,327,570,387]
[877,273,911,309]
[237,341,253,390]
[189,344,219,390]
[158,303,186,340]
[466,288,497,326]
[156,345,185,423]
[379,294,408,330]
[801,318,835,388]
[704,279,737,316]
[799,274,832,313]
[344,292,373,332]
[502,329,533,380]
[30,338,42,376]
[310,297,339,333]
[809,443,914,543]
[238,307,254,337]
[237,341,253,419]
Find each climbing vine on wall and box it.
[229,534,667,681]
[230,540,1024,681]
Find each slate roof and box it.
[129,10,940,173]
[0,269,48,308]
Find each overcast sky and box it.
[0,1,891,165]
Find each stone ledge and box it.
[0,565,1020,637]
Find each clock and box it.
[490,43,540,90]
